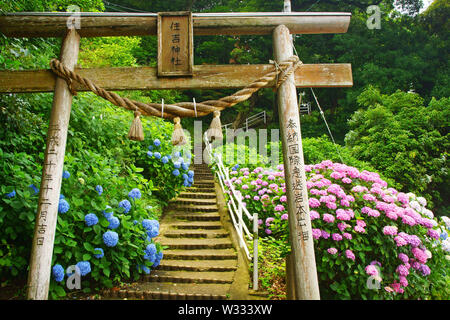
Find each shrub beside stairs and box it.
[103,163,254,300]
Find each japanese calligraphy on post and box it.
[157,12,193,77]
[286,118,310,242]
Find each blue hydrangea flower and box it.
[102,205,114,219]
[76,261,91,276]
[96,185,103,196]
[167,155,171,160]
[141,265,151,274]
[144,252,156,263]
[148,145,154,151]
[154,152,161,160]
[441,232,448,241]
[59,194,65,199]
[128,188,141,200]
[174,151,181,157]
[182,173,188,180]
[147,151,153,158]
[62,170,70,179]
[188,170,194,178]
[188,177,194,184]
[118,199,131,213]
[145,243,157,256]
[58,198,70,214]
[142,219,159,231]
[85,213,99,227]
[103,231,119,247]
[153,251,163,268]
[232,164,239,171]
[94,248,104,259]
[186,153,192,159]
[172,169,180,176]
[153,139,161,147]
[173,162,181,169]
[181,163,189,171]
[107,216,120,229]
[147,227,159,239]
[183,180,190,187]
[5,190,16,198]
[161,156,169,164]
[52,264,64,282]
[133,220,138,225]
[29,184,39,195]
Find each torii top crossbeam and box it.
[0,12,351,37]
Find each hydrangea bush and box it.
[1,151,164,299]
[144,138,194,203]
[219,160,449,299]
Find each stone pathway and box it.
[105,163,244,300]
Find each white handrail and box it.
[204,132,259,291]
[221,111,267,131]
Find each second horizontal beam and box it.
[0,64,353,93]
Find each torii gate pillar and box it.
[274,25,320,300]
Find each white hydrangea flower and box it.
[422,208,434,219]
[417,197,427,207]
[409,200,421,211]
[407,192,416,200]
[441,216,450,229]
[425,249,432,259]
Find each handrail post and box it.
[253,212,259,291]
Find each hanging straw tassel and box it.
[171,117,187,146]
[206,110,223,142]
[128,110,145,141]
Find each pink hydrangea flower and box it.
[343,232,352,240]
[280,195,287,203]
[312,228,322,239]
[394,236,408,247]
[427,229,440,239]
[309,198,321,208]
[254,196,260,201]
[332,233,343,241]
[326,202,337,210]
[412,248,428,264]
[345,249,355,261]
[336,209,350,221]
[321,230,330,239]
[363,194,377,202]
[398,253,409,264]
[265,229,272,235]
[327,248,338,255]
[399,276,408,287]
[323,214,335,224]
[383,226,398,236]
[274,204,285,212]
[242,184,249,190]
[281,214,288,220]
[365,265,379,276]
[396,264,410,277]
[309,210,320,220]
[368,209,381,218]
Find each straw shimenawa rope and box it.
[50,56,302,120]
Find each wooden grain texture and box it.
[26,29,80,300]
[158,12,193,76]
[0,64,352,93]
[274,24,320,300]
[0,12,351,38]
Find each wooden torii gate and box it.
[0,11,353,300]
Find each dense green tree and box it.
[345,86,449,215]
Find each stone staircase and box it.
[106,163,240,300]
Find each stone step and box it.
[116,282,229,300]
[159,237,233,249]
[158,259,237,272]
[187,187,216,193]
[178,191,216,199]
[163,248,237,260]
[167,221,224,230]
[171,213,221,222]
[170,197,217,205]
[143,270,235,284]
[164,229,229,239]
[169,204,219,213]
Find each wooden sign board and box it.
[157,12,193,77]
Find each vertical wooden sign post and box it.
[157,12,194,77]
[273,25,320,300]
[26,29,80,300]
